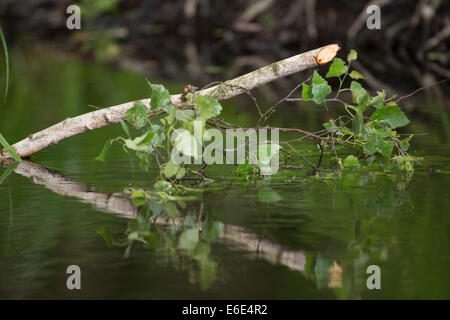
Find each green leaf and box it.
[95,139,113,161]
[343,155,360,167]
[124,131,153,152]
[379,140,394,158]
[0,161,19,185]
[163,160,180,178]
[131,189,147,206]
[235,163,259,178]
[312,83,332,104]
[147,81,175,113]
[312,70,326,85]
[399,135,412,151]
[349,70,366,80]
[196,95,222,120]
[125,102,148,128]
[363,135,378,155]
[0,133,21,162]
[97,227,114,248]
[176,109,195,122]
[154,180,174,193]
[369,91,386,109]
[347,49,357,62]
[175,167,186,179]
[302,83,313,101]
[370,105,410,129]
[350,81,369,105]
[119,120,131,137]
[326,58,348,78]
[352,109,364,136]
[311,71,331,104]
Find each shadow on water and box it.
[0,46,449,299]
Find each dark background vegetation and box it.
[0,0,449,108]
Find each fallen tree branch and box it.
[0,44,339,160]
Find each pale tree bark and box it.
[0,44,339,160]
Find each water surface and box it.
[1,47,449,299]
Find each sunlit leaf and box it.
[349,70,366,80]
[326,58,348,78]
[347,49,358,62]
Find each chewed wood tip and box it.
[315,44,341,65]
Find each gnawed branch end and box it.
[0,44,339,160]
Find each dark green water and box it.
[1,47,449,299]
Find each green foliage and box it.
[299,51,416,173]
[311,71,332,104]
[370,104,410,129]
[0,133,21,163]
[125,102,148,128]
[326,58,348,78]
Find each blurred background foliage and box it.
[0,0,448,106]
